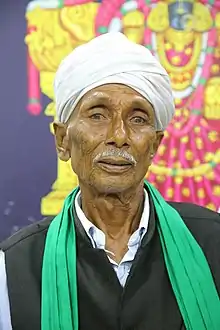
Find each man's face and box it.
[54,84,163,193]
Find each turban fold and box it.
[54,32,175,131]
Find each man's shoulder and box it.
[169,202,220,292]
[169,201,220,239]
[0,217,54,252]
[169,201,220,221]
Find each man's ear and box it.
[53,121,71,162]
[150,131,164,159]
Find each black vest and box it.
[1,200,220,330]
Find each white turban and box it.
[54,32,175,131]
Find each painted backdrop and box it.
[0,0,219,241]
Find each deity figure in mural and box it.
[25,0,220,215]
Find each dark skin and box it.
[54,84,163,262]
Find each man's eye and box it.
[90,113,105,120]
[130,116,147,124]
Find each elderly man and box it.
[0,33,220,330]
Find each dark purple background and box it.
[0,0,56,241]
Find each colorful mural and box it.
[25,0,220,215]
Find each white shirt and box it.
[0,189,149,330]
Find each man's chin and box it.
[90,174,135,194]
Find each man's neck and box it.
[79,182,145,262]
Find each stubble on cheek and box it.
[69,123,101,181]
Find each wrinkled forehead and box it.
[77,83,154,109]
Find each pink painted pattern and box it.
[166,45,193,66]
[27,25,41,115]
[147,21,220,210]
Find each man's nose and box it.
[105,117,129,148]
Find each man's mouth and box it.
[96,157,133,173]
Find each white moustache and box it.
[94,149,137,165]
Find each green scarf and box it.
[42,181,220,330]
